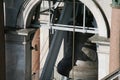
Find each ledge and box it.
[89,34,110,45]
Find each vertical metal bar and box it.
[3,2,6,26]
[0,0,5,80]
[83,4,86,33]
[72,0,76,78]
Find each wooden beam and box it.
[32,29,40,80]
[0,0,5,80]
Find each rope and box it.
[72,0,76,79]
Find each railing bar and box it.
[109,73,120,80]
[31,24,98,31]
[31,23,98,31]
[51,26,98,34]
[53,24,96,29]
[101,68,120,80]
[83,4,86,32]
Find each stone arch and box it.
[17,0,41,28]
[79,0,109,38]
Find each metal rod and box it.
[31,24,98,34]
[51,26,98,34]
[72,0,76,78]
[102,68,120,80]
[53,24,96,29]
[0,0,5,80]
[32,23,98,30]
[83,4,86,33]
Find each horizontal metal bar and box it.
[31,23,98,34]
[53,24,97,30]
[52,26,98,34]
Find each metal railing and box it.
[102,68,120,80]
[37,1,98,34]
[32,23,98,34]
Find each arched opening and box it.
[16,0,110,80]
